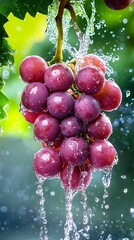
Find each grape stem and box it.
[52,0,69,63]
[65,1,83,39]
[51,0,83,64]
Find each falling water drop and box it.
[102,169,112,189]
[126,90,131,97]
[36,176,48,240]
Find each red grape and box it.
[94,79,122,112]
[19,55,48,83]
[60,163,92,191]
[89,139,117,169]
[60,137,89,166]
[47,91,74,119]
[104,0,132,10]
[34,113,60,142]
[44,63,74,91]
[21,82,49,112]
[77,54,106,74]
[76,66,105,95]
[33,147,63,178]
[87,113,113,140]
[42,134,65,150]
[21,108,44,124]
[60,116,82,137]
[74,94,100,123]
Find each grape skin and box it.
[34,114,60,142]
[60,116,82,137]
[21,82,49,112]
[60,163,92,191]
[74,94,100,123]
[77,54,106,74]
[87,113,113,140]
[19,55,48,83]
[76,66,105,95]
[89,139,117,169]
[94,79,122,112]
[33,147,63,178]
[47,92,74,119]
[60,137,89,166]
[44,63,74,91]
[104,0,132,10]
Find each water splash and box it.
[47,0,120,78]
[64,189,80,240]
[79,190,91,239]
[64,166,80,240]
[36,176,48,240]
[47,0,96,59]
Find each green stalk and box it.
[52,0,69,63]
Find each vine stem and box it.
[52,0,69,63]
[65,2,83,39]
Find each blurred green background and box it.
[0,1,134,239]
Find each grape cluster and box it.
[19,54,122,191]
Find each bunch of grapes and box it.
[19,54,122,192]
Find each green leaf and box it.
[0,0,53,19]
[0,75,4,89]
[0,107,7,120]
[0,13,8,37]
[0,91,8,121]
[0,38,14,67]
[0,13,14,67]
[0,91,9,107]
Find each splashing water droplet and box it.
[130,208,134,218]
[47,0,96,60]
[126,90,131,97]
[64,166,80,240]
[123,188,128,194]
[121,175,127,179]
